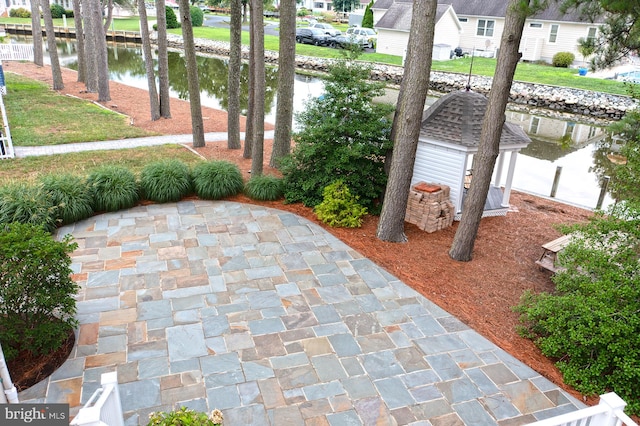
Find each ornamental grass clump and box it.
[0,181,58,232]
[40,173,94,225]
[192,160,244,200]
[87,165,139,212]
[314,180,367,228]
[244,174,284,201]
[140,160,193,203]
[0,223,79,360]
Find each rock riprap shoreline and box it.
[157,33,637,121]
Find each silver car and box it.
[345,27,377,49]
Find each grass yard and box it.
[0,145,204,182]
[5,73,155,146]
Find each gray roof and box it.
[377,3,452,31]
[374,0,603,24]
[420,90,531,148]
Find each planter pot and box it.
[578,67,588,76]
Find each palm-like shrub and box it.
[87,165,139,212]
[40,173,93,225]
[0,182,58,232]
[140,160,192,203]
[192,160,244,200]
[244,175,284,201]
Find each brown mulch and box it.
[7,62,595,405]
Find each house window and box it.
[458,17,468,23]
[588,125,598,139]
[587,27,597,42]
[476,19,494,37]
[529,22,542,28]
[327,2,331,10]
[313,2,323,8]
[549,24,559,43]
[529,117,540,134]
[564,122,576,138]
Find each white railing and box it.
[70,372,124,426]
[0,44,34,61]
[527,393,638,426]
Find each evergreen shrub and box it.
[190,5,204,27]
[552,52,575,67]
[314,180,367,227]
[9,8,31,18]
[0,223,79,360]
[50,3,66,18]
[166,6,180,29]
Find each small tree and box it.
[361,0,374,28]
[190,5,204,27]
[280,59,394,212]
[166,6,180,28]
[0,223,79,360]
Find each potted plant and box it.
[577,37,596,76]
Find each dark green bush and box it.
[0,223,79,360]
[140,160,192,203]
[166,6,180,29]
[9,7,31,18]
[40,174,93,225]
[280,60,393,213]
[50,3,66,18]
[192,160,244,200]
[148,407,223,426]
[361,0,374,28]
[515,207,640,415]
[0,182,58,232]
[552,51,575,67]
[87,165,139,212]
[297,8,309,17]
[244,175,284,201]
[190,5,204,27]
[314,180,367,227]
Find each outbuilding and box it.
[411,90,532,220]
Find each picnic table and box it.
[535,234,572,273]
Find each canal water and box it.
[33,38,618,210]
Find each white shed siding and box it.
[434,11,461,48]
[377,30,410,57]
[412,142,467,214]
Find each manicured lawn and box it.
[0,145,204,182]
[5,73,155,146]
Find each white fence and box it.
[70,372,124,426]
[527,393,638,426]
[0,44,34,61]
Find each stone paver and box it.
[19,201,585,424]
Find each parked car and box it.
[330,35,363,50]
[295,28,334,46]
[345,27,378,48]
[309,22,342,37]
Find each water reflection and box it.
[23,36,617,209]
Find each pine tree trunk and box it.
[270,0,296,167]
[179,0,205,147]
[449,0,529,261]
[376,0,437,242]
[30,0,43,66]
[83,0,98,93]
[250,0,265,177]
[72,0,86,83]
[155,0,171,118]
[138,0,160,120]
[227,0,242,149]
[102,0,113,33]
[90,0,110,101]
[243,1,255,159]
[41,0,64,90]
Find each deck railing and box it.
[527,393,638,426]
[70,372,124,426]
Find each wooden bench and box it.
[535,234,572,273]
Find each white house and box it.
[374,1,462,59]
[373,0,604,65]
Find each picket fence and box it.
[70,372,124,426]
[0,43,34,61]
[527,393,638,426]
